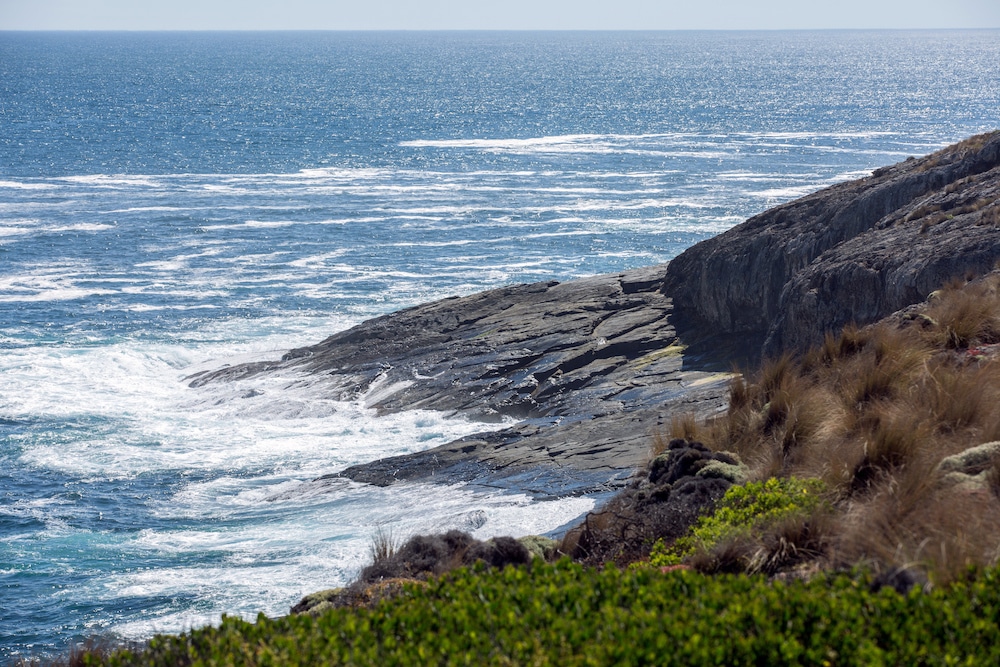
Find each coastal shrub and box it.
[355,530,531,585]
[85,560,1000,666]
[648,477,825,568]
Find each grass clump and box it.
[668,271,1000,582]
[368,525,399,564]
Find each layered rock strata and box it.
[189,265,731,496]
[664,131,1000,358]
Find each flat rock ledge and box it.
[189,265,732,497]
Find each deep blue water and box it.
[1,30,999,661]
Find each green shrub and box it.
[649,477,825,566]
[86,560,1000,666]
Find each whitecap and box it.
[240,220,298,228]
[48,223,115,233]
[59,174,162,188]
[0,180,57,190]
[750,186,826,199]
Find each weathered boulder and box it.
[664,132,1000,358]
[289,579,422,614]
[559,439,740,565]
[517,535,558,560]
[938,441,1000,476]
[936,441,1000,492]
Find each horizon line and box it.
[3,27,1000,33]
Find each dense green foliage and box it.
[649,477,825,566]
[90,559,1000,666]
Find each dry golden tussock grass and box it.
[670,271,1000,582]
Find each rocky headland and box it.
[189,131,1000,501]
[666,131,1000,358]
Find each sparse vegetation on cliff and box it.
[647,477,826,570]
[665,270,1000,584]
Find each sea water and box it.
[1,30,999,660]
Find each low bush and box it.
[648,477,826,569]
[559,439,735,565]
[86,560,1000,666]
[356,530,531,585]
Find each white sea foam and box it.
[0,180,58,190]
[750,185,826,199]
[830,170,877,182]
[0,288,118,303]
[374,204,481,216]
[3,333,507,481]
[715,171,787,183]
[293,167,393,180]
[59,175,162,188]
[401,131,901,159]
[48,223,115,233]
[740,130,899,140]
[0,226,32,238]
[0,267,121,303]
[98,481,594,641]
[241,220,299,228]
[0,221,113,239]
[4,328,590,644]
[104,205,194,213]
[401,132,676,151]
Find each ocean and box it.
[1,30,998,661]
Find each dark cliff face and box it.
[663,131,1000,359]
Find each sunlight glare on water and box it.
[1,29,999,660]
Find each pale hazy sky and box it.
[2,0,999,30]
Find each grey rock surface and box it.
[664,131,1000,358]
[189,265,732,496]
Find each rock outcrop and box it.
[192,132,1000,500]
[189,265,731,496]
[559,438,741,565]
[664,131,1000,358]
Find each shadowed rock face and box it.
[664,131,1000,359]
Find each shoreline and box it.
[19,129,1000,666]
[191,131,1000,505]
[191,263,734,499]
